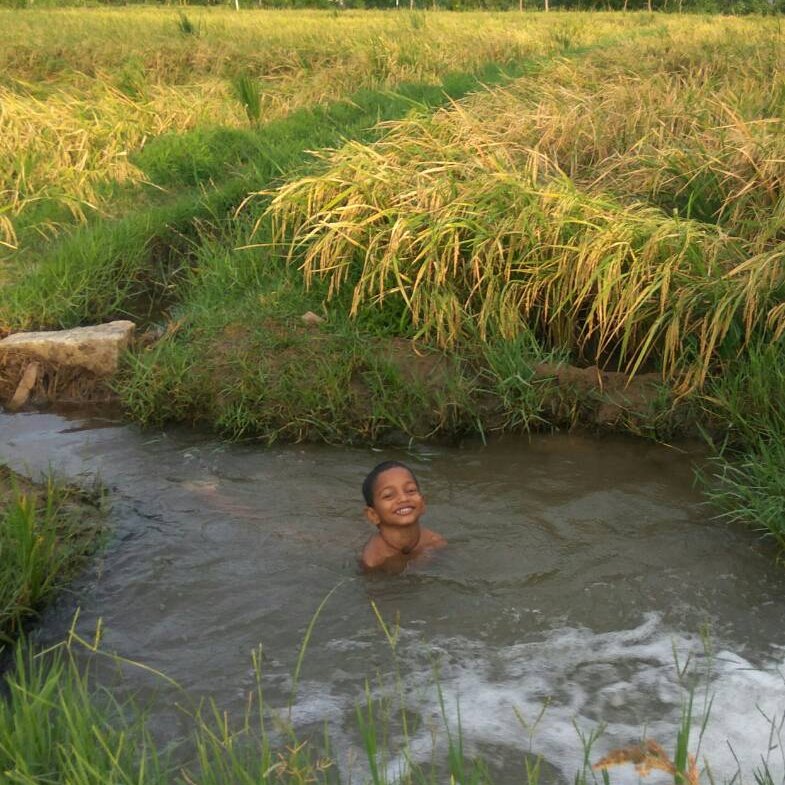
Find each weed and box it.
[480,330,561,433]
[700,340,785,548]
[231,72,263,126]
[0,643,163,785]
[177,11,200,37]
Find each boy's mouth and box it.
[394,506,415,516]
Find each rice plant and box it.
[265,124,782,389]
[264,19,785,393]
[0,7,628,249]
[231,72,263,126]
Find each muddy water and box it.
[2,410,785,783]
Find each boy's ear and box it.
[364,506,381,526]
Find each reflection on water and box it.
[1,411,784,782]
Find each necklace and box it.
[380,529,421,555]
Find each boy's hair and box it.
[362,461,419,507]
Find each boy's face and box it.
[365,467,426,528]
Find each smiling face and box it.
[365,466,426,528]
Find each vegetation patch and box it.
[701,340,785,549]
[0,467,104,643]
[263,18,785,394]
[1,7,628,253]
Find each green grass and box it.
[231,72,263,126]
[701,341,785,550]
[0,468,103,643]
[0,644,164,785]
[0,633,517,785]
[0,612,733,785]
[480,331,566,433]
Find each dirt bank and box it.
[1,321,685,441]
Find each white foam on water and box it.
[290,614,785,784]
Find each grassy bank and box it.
[121,16,785,456]
[0,467,103,643]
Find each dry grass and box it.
[263,16,785,390]
[0,7,636,246]
[450,19,785,247]
[1,77,237,238]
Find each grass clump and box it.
[0,201,199,330]
[231,72,263,126]
[177,11,200,37]
[702,341,785,550]
[0,468,103,642]
[480,331,564,433]
[0,643,163,785]
[117,238,487,443]
[131,126,263,188]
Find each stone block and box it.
[0,320,135,377]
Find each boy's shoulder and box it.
[360,533,396,569]
[419,527,447,549]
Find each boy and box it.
[360,460,446,572]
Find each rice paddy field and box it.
[0,7,625,249]
[2,9,784,545]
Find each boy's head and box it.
[362,461,419,506]
[362,461,425,528]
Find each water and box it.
[2,410,784,783]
